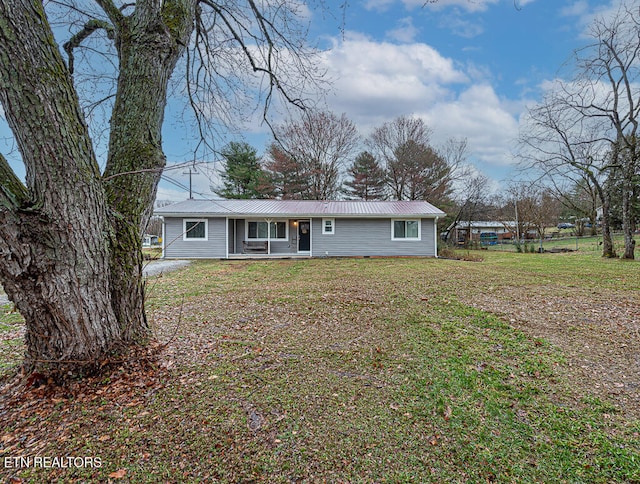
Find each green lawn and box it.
[1,253,639,482]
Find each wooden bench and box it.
[242,240,268,254]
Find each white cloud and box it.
[560,0,632,38]
[423,84,520,167]
[364,0,501,14]
[320,33,467,128]
[439,13,485,38]
[362,0,393,12]
[560,0,598,35]
[318,34,520,172]
[386,17,420,43]
[404,0,500,13]
[560,0,590,18]
[155,186,191,203]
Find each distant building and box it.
[142,234,160,248]
[445,221,514,244]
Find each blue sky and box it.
[0,0,623,202]
[159,0,620,201]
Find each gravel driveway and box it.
[143,259,190,277]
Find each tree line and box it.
[442,1,639,259]
[216,113,466,209]
[518,1,640,259]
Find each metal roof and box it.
[155,199,445,218]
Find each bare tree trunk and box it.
[0,0,120,373]
[102,2,195,342]
[621,163,637,259]
[598,181,617,258]
[0,0,195,375]
[621,196,636,259]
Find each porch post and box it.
[266,218,271,255]
[309,218,312,257]
[225,217,229,259]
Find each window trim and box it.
[322,218,335,235]
[246,220,289,240]
[391,219,421,241]
[183,218,208,241]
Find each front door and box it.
[298,220,310,252]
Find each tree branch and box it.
[198,0,308,112]
[63,19,115,74]
[0,154,28,211]
[94,0,125,26]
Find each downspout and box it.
[161,217,165,259]
[434,216,439,258]
[266,218,271,255]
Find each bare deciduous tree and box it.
[520,1,640,258]
[500,184,559,247]
[368,115,458,205]
[0,0,320,377]
[446,173,490,245]
[270,110,360,200]
[581,4,640,258]
[520,84,617,256]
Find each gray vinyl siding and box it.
[163,217,226,258]
[163,216,437,258]
[312,218,436,257]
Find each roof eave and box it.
[155,212,445,218]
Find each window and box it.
[392,220,420,240]
[247,221,287,240]
[271,221,287,239]
[183,219,208,241]
[322,218,335,234]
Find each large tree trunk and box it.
[0,0,120,373]
[102,2,195,342]
[0,0,195,376]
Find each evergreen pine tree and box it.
[216,142,272,199]
[344,151,386,200]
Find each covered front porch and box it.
[227,218,312,257]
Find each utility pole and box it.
[183,166,197,199]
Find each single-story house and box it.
[155,199,445,259]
